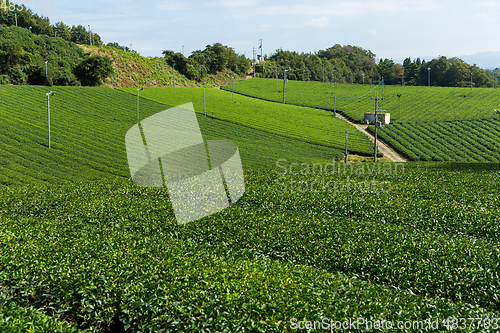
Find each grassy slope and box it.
[0,85,342,185]
[79,45,246,89]
[224,78,500,123]
[120,86,374,155]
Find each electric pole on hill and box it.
[259,39,263,78]
[253,48,256,79]
[372,92,381,162]
[283,68,288,104]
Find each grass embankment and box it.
[79,45,246,88]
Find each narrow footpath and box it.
[335,113,407,162]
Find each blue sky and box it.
[28,0,500,61]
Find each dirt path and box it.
[335,113,407,162]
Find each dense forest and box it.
[162,44,251,81]
[253,45,496,88]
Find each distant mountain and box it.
[458,51,500,70]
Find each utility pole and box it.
[259,39,263,78]
[372,92,381,162]
[362,73,365,85]
[471,73,473,97]
[303,70,305,81]
[331,67,334,94]
[136,88,143,125]
[232,76,235,103]
[276,69,278,92]
[322,63,325,82]
[334,96,336,117]
[111,58,115,88]
[382,76,384,99]
[203,83,207,116]
[402,67,404,86]
[173,64,176,87]
[46,91,55,148]
[428,67,431,87]
[345,131,349,163]
[283,68,288,104]
[253,47,256,79]
[397,93,402,124]
[15,13,17,26]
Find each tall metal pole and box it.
[111,58,115,88]
[397,93,401,124]
[344,131,349,163]
[372,92,380,162]
[173,64,176,87]
[334,96,336,117]
[232,76,234,103]
[203,83,206,116]
[15,13,17,26]
[382,76,384,99]
[46,92,52,148]
[428,67,431,87]
[136,88,143,125]
[303,70,305,81]
[402,67,404,86]
[332,67,334,94]
[362,73,365,85]
[283,69,287,104]
[253,47,256,79]
[471,73,473,97]
[322,63,325,82]
[45,61,48,82]
[276,70,278,92]
[259,39,263,78]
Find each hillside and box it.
[224,78,500,162]
[0,85,500,331]
[79,45,247,88]
[119,86,374,155]
[0,85,343,186]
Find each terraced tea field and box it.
[224,79,500,123]
[0,85,346,186]
[369,118,500,162]
[120,86,373,155]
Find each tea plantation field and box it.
[370,119,500,162]
[223,78,500,123]
[2,162,500,331]
[223,79,500,162]
[0,85,345,186]
[1,86,500,331]
[119,86,373,155]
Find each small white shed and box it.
[364,112,390,125]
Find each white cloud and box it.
[155,0,195,11]
[286,17,331,29]
[367,29,376,36]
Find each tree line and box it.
[162,43,251,82]
[253,45,496,88]
[0,25,112,86]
